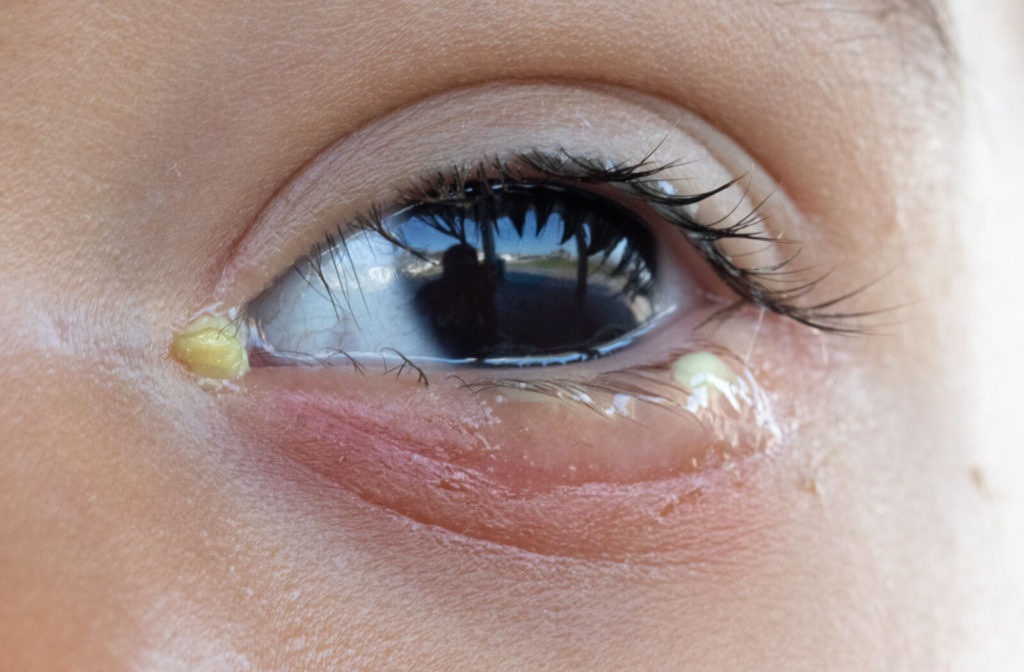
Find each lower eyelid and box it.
[233,368,770,561]
[211,301,817,559]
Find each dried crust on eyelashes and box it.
[265,148,879,341]
[452,341,750,416]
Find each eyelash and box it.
[452,341,746,415]
[238,147,870,417]
[293,148,862,337]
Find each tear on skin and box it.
[170,315,249,379]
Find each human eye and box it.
[175,84,863,558]
[246,154,689,369]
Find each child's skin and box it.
[1,2,1022,669]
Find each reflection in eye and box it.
[248,180,670,366]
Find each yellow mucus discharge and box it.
[670,351,736,395]
[170,315,249,380]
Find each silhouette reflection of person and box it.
[415,243,500,358]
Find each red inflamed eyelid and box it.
[222,364,789,559]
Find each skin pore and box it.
[1,1,1022,670]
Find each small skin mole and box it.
[170,315,249,380]
[799,473,820,497]
[969,466,991,497]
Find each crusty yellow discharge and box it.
[670,351,736,393]
[170,315,249,379]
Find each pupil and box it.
[394,183,659,362]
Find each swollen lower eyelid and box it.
[170,296,787,485]
[208,309,814,558]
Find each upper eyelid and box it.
[212,84,815,313]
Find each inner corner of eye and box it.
[240,167,706,373]
[171,313,250,380]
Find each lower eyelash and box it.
[453,341,782,458]
[454,368,680,418]
[452,341,721,412]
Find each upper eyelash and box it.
[242,149,882,412]
[518,151,882,332]
[330,148,872,333]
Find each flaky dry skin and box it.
[1,2,1022,670]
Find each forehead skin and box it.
[0,1,1021,670]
